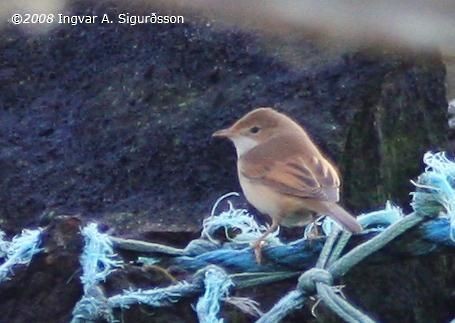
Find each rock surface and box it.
[0,0,452,322]
[0,1,447,236]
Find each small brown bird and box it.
[213,107,362,263]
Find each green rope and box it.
[317,283,375,323]
[316,283,355,322]
[110,237,185,255]
[299,229,376,323]
[256,290,306,323]
[261,207,430,323]
[230,271,299,289]
[316,227,341,269]
[69,152,454,323]
[327,231,352,267]
[329,213,423,277]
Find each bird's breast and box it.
[238,170,309,221]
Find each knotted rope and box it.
[196,265,233,323]
[0,152,454,323]
[258,152,452,322]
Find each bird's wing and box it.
[240,153,341,202]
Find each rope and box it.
[109,265,245,322]
[67,200,452,323]
[298,268,333,292]
[71,224,246,322]
[79,224,123,290]
[0,228,42,283]
[257,152,452,323]
[1,152,454,323]
[71,286,114,323]
[108,281,199,308]
[196,265,233,323]
[256,290,306,323]
[329,213,423,277]
[316,283,374,323]
[316,227,342,268]
[202,191,282,246]
[412,152,455,237]
[327,231,352,267]
[110,236,186,255]
[257,208,429,322]
[230,271,299,289]
[71,223,122,323]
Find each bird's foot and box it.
[307,222,322,240]
[251,240,266,264]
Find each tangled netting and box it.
[0,152,454,322]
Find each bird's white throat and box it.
[231,136,259,157]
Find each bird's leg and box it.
[307,215,322,239]
[252,217,279,264]
[307,223,320,239]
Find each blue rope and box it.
[412,152,455,238]
[196,266,233,323]
[0,229,42,283]
[420,218,455,247]
[69,169,453,323]
[79,223,123,291]
[203,192,282,246]
[71,286,114,323]
[108,265,235,322]
[257,152,453,322]
[71,223,123,323]
[172,217,450,273]
[108,281,199,309]
[1,152,454,323]
[70,224,241,322]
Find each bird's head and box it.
[213,107,297,157]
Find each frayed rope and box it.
[71,224,240,323]
[2,152,454,323]
[307,201,403,238]
[71,223,123,323]
[109,281,198,308]
[412,152,455,240]
[108,265,235,323]
[0,229,42,283]
[258,152,455,323]
[202,192,281,246]
[79,223,123,291]
[196,265,233,323]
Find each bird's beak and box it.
[212,128,234,138]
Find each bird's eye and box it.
[249,126,261,134]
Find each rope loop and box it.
[297,268,333,293]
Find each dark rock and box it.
[0,1,451,322]
[0,2,447,236]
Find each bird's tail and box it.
[324,202,362,233]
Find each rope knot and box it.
[192,265,231,289]
[297,268,333,293]
[195,265,233,323]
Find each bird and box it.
[212,107,362,263]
